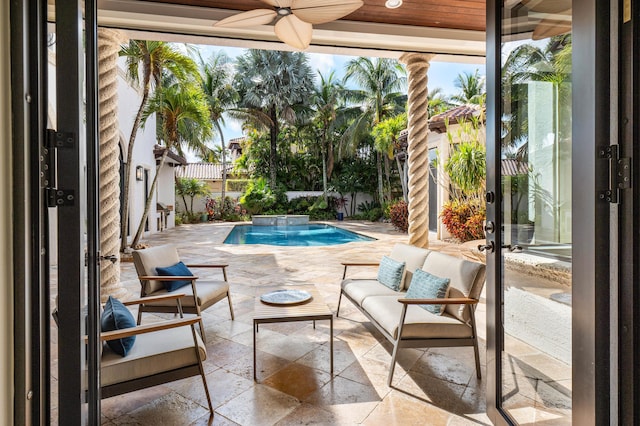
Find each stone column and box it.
[98,28,128,300]
[399,53,435,248]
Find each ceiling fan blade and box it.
[261,0,293,8]
[522,0,571,14]
[214,9,277,28]
[532,9,572,40]
[292,0,363,24]
[274,14,312,50]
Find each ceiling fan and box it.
[213,0,364,50]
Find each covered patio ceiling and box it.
[85,0,487,62]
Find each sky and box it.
[193,44,485,150]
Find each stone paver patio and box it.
[53,220,493,425]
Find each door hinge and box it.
[44,129,76,207]
[598,145,631,204]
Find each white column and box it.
[400,53,434,248]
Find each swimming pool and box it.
[223,224,375,246]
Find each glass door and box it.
[487,1,574,424]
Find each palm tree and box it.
[118,40,198,252]
[427,87,453,116]
[233,49,315,189]
[371,113,408,201]
[451,69,486,106]
[199,52,238,202]
[131,81,212,248]
[311,71,348,201]
[342,57,407,204]
[501,35,572,155]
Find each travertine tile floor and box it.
[49,220,569,425]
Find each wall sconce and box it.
[135,166,144,181]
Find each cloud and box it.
[307,53,336,77]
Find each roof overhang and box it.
[83,0,485,62]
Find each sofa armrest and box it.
[341,262,379,279]
[398,297,478,305]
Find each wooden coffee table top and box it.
[253,286,332,322]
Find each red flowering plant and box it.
[205,196,248,221]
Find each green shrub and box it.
[389,200,409,232]
[440,199,486,242]
[239,178,277,214]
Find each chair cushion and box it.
[144,280,230,310]
[361,295,472,340]
[421,252,486,322]
[133,245,182,294]
[405,269,450,315]
[155,261,194,292]
[377,256,405,291]
[101,296,136,357]
[99,326,206,387]
[342,279,401,306]
[389,244,431,290]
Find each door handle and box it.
[477,241,495,253]
[502,244,523,253]
[100,254,118,264]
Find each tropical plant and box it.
[451,69,486,106]
[132,81,211,248]
[118,40,199,252]
[371,113,408,202]
[443,117,487,202]
[501,34,572,155]
[440,199,486,242]
[388,200,409,233]
[233,49,315,189]
[175,177,211,217]
[198,51,238,202]
[427,87,453,117]
[342,57,407,204]
[310,71,348,201]
[239,177,278,214]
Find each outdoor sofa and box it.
[337,243,486,386]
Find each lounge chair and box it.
[132,244,234,341]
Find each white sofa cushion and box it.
[99,326,206,387]
[361,295,472,340]
[389,243,431,290]
[342,279,401,306]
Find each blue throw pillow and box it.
[405,269,451,315]
[377,256,405,291]
[101,296,136,356]
[155,261,194,292]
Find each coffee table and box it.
[253,286,333,381]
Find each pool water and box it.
[223,224,375,246]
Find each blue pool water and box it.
[223,224,375,246]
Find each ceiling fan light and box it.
[277,7,292,16]
[385,0,402,9]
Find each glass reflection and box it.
[500,1,572,424]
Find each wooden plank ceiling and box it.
[143,0,487,32]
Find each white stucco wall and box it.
[116,59,164,243]
[1,1,14,422]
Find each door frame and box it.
[485,0,613,424]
